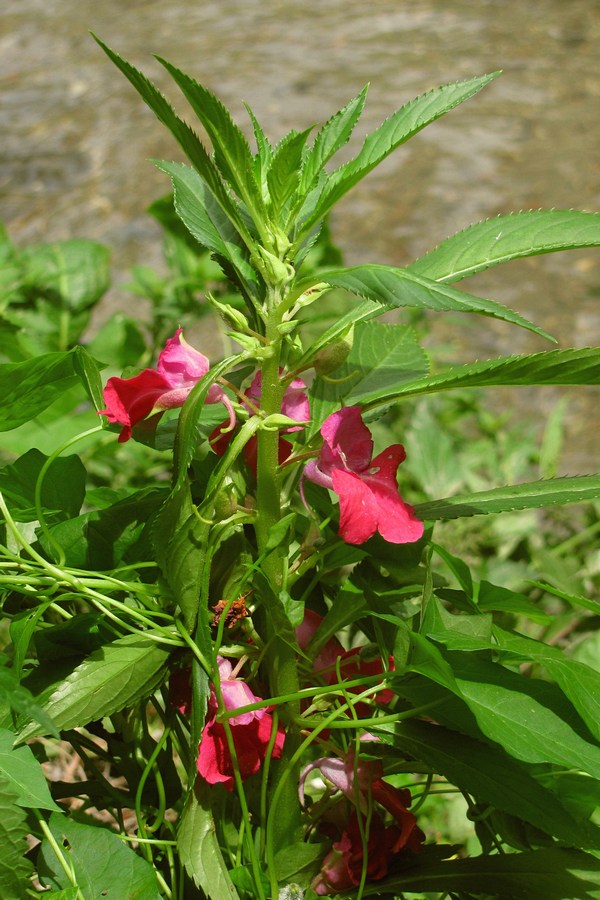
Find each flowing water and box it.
[1,0,599,469]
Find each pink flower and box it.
[196,657,285,791]
[304,406,424,545]
[100,328,234,442]
[300,752,424,894]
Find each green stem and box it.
[254,304,304,862]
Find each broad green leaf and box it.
[415,474,600,520]
[0,348,80,431]
[409,209,600,283]
[267,126,314,217]
[0,728,60,811]
[298,85,369,194]
[311,264,553,339]
[368,847,600,899]
[156,56,268,230]
[364,346,600,408]
[375,718,600,849]
[295,71,500,241]
[0,448,86,523]
[322,321,428,404]
[43,486,167,569]
[37,812,162,898]
[0,780,34,900]
[92,36,255,250]
[20,634,171,739]
[178,782,240,899]
[0,666,60,738]
[21,238,110,311]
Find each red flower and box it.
[296,610,394,712]
[304,406,423,545]
[196,657,285,791]
[100,329,234,442]
[300,752,424,895]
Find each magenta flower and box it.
[196,657,285,791]
[100,328,234,442]
[244,371,310,431]
[304,406,424,545]
[211,370,310,471]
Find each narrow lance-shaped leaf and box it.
[293,71,500,243]
[303,264,554,339]
[178,782,240,899]
[408,209,600,283]
[369,847,600,900]
[156,56,269,240]
[374,719,600,850]
[244,102,272,205]
[414,474,600,521]
[267,126,314,218]
[363,346,600,409]
[154,161,260,299]
[91,36,255,251]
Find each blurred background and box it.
[1,0,599,469]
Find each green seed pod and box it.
[313,325,354,375]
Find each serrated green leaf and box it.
[409,209,600,283]
[156,56,268,232]
[295,71,500,241]
[92,36,255,250]
[375,718,600,849]
[365,346,600,408]
[267,127,313,217]
[318,321,428,409]
[299,85,369,194]
[20,634,171,739]
[37,813,162,898]
[327,264,552,338]
[0,728,60,811]
[154,161,259,297]
[0,349,80,431]
[0,779,34,900]
[415,474,600,520]
[178,782,240,898]
[364,847,600,899]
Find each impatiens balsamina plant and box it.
[2,36,600,900]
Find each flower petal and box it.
[320,407,373,475]
[99,369,170,442]
[157,328,210,388]
[331,468,378,544]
